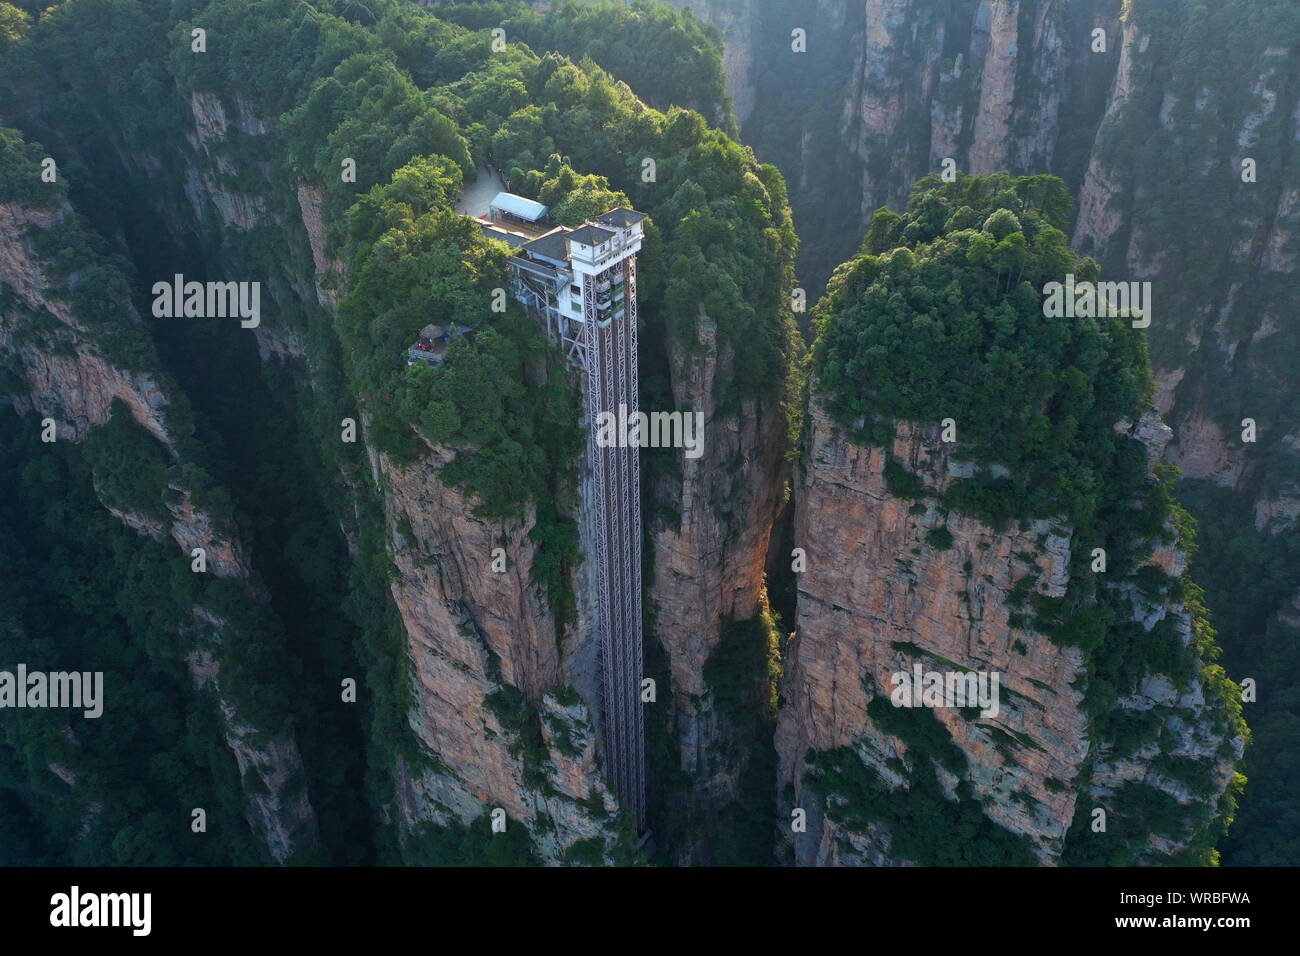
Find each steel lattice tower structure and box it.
[505,208,646,830]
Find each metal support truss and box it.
[582,261,645,831]
[509,248,646,831]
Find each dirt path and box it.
[454,165,504,218]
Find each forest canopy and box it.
[813,172,1153,530]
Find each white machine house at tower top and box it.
[502,208,646,370]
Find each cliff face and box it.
[688,0,1298,534]
[722,0,1118,236]
[650,323,783,736]
[377,431,628,863]
[8,76,620,862]
[775,398,1243,865]
[1071,15,1140,251]
[296,182,343,310]
[0,193,320,863]
[176,78,796,862]
[0,203,171,445]
[179,92,310,363]
[373,283,791,867]
[278,150,629,859]
[645,313,788,861]
[184,91,274,232]
[670,0,756,122]
[1072,18,1300,514]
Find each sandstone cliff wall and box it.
[776,396,1243,865]
[0,193,320,863]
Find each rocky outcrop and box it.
[186,646,321,864]
[163,485,253,579]
[7,338,173,446]
[670,0,755,123]
[1164,409,1246,490]
[968,0,1022,175]
[831,0,1116,229]
[189,90,270,144]
[0,204,173,445]
[647,310,788,858]
[0,192,319,865]
[776,396,1242,865]
[377,432,627,863]
[1072,15,1140,249]
[184,92,274,231]
[1075,26,1300,518]
[180,91,314,367]
[844,0,943,216]
[297,183,342,308]
[679,0,1123,295]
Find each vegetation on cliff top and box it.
[1,0,790,865]
[808,172,1245,863]
[439,0,735,132]
[813,172,1151,532]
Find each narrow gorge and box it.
[0,0,1291,868]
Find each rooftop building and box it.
[507,212,645,366]
[488,191,548,224]
[477,220,529,249]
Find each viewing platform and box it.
[407,322,471,366]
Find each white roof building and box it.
[489,192,548,222]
